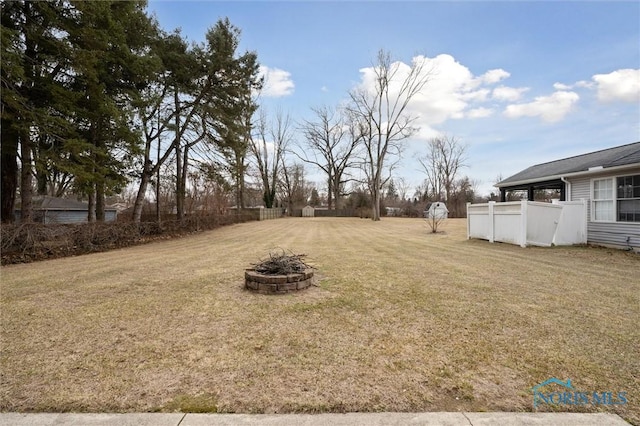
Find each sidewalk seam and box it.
[176,413,187,426]
[461,412,474,426]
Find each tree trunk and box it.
[175,142,183,220]
[19,129,33,223]
[87,189,96,222]
[35,135,49,195]
[236,172,244,210]
[133,170,151,223]
[234,150,245,210]
[133,143,155,223]
[372,187,381,221]
[1,116,19,223]
[36,164,48,195]
[371,174,381,221]
[19,2,35,223]
[156,136,161,222]
[96,182,105,222]
[180,144,189,217]
[173,91,184,221]
[332,175,341,211]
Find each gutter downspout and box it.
[560,176,571,201]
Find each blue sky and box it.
[148,1,640,196]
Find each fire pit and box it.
[245,251,314,294]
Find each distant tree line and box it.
[2,1,478,224]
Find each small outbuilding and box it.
[425,202,448,220]
[15,196,118,224]
[302,205,315,217]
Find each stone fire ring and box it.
[245,268,314,294]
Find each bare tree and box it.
[131,84,176,223]
[297,105,361,210]
[395,176,411,202]
[425,202,447,233]
[348,50,432,221]
[419,135,468,205]
[249,108,291,208]
[448,176,477,217]
[278,162,309,215]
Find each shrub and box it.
[1,213,256,265]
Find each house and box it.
[495,141,640,249]
[385,206,402,216]
[15,196,118,224]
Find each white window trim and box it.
[591,177,615,222]
[590,174,640,223]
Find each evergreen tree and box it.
[199,18,262,212]
[66,1,156,221]
[1,1,76,222]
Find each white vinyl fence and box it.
[467,200,587,247]
[551,200,588,246]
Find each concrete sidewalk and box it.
[0,412,630,426]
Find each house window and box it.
[617,174,640,222]
[592,178,614,221]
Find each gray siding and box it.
[41,210,117,224]
[570,177,591,220]
[570,177,591,201]
[568,169,640,249]
[45,210,87,224]
[587,223,640,249]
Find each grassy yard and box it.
[1,218,638,423]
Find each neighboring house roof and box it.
[17,196,116,211]
[497,141,640,188]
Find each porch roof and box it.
[496,141,640,189]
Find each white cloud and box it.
[356,54,507,127]
[503,91,579,123]
[492,86,529,102]
[575,80,593,89]
[259,65,294,97]
[321,86,329,92]
[460,89,490,102]
[553,82,572,90]
[555,80,593,90]
[467,107,494,119]
[480,69,510,84]
[353,53,591,131]
[592,69,640,103]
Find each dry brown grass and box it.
[1,218,638,423]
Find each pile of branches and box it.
[252,250,312,275]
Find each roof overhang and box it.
[495,162,640,189]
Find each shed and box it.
[15,196,118,224]
[302,205,315,217]
[425,202,448,220]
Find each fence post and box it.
[488,201,495,243]
[520,200,528,247]
[466,202,471,240]
[581,198,588,243]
